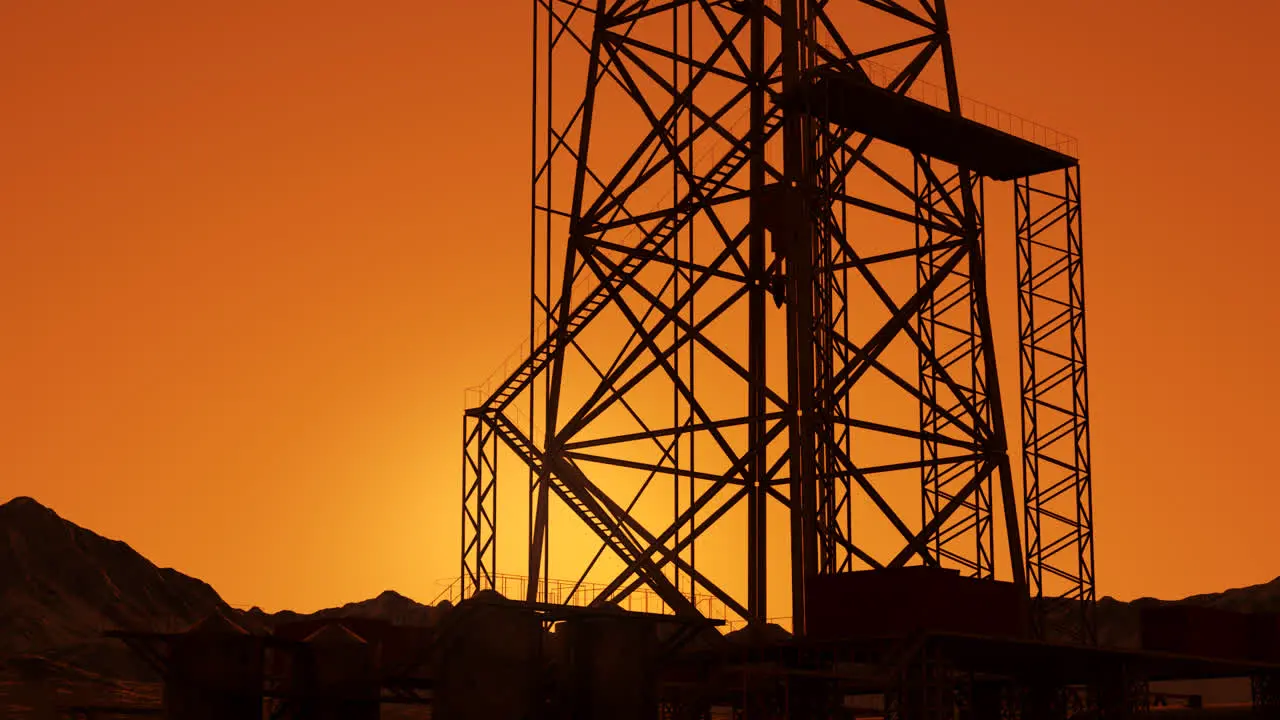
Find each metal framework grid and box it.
[461,414,498,595]
[459,0,1093,640]
[915,161,994,580]
[1017,166,1096,644]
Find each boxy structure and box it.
[805,567,1028,642]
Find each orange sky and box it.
[3,1,1279,614]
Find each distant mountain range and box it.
[2,494,1278,684]
[0,496,450,684]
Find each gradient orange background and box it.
[3,1,1278,613]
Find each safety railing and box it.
[835,52,1079,157]
[436,573,733,620]
[434,576,801,633]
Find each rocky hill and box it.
[0,496,233,680]
[1157,575,1280,614]
[243,588,445,632]
[0,496,446,683]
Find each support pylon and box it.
[461,0,1086,635]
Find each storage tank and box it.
[270,618,388,719]
[164,611,263,720]
[302,622,381,720]
[558,609,658,720]
[433,590,543,720]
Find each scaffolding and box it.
[460,0,1094,644]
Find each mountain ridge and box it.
[0,496,449,681]
[2,494,1276,682]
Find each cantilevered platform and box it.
[803,71,1078,181]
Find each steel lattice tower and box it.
[460,0,1094,641]
[1017,166,1095,644]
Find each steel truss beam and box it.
[460,412,498,597]
[1017,165,1096,644]
[460,0,1042,635]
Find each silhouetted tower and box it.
[461,0,1093,642]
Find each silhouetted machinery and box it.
[97,2,1280,719]
[462,0,1090,645]
[448,0,1280,718]
[102,593,1280,719]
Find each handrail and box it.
[438,572,735,622]
[831,51,1079,157]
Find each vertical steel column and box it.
[1018,165,1095,643]
[936,0,1025,591]
[747,0,769,623]
[780,0,820,639]
[530,0,555,606]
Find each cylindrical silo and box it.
[302,621,381,720]
[164,612,263,720]
[559,609,658,720]
[433,590,543,720]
